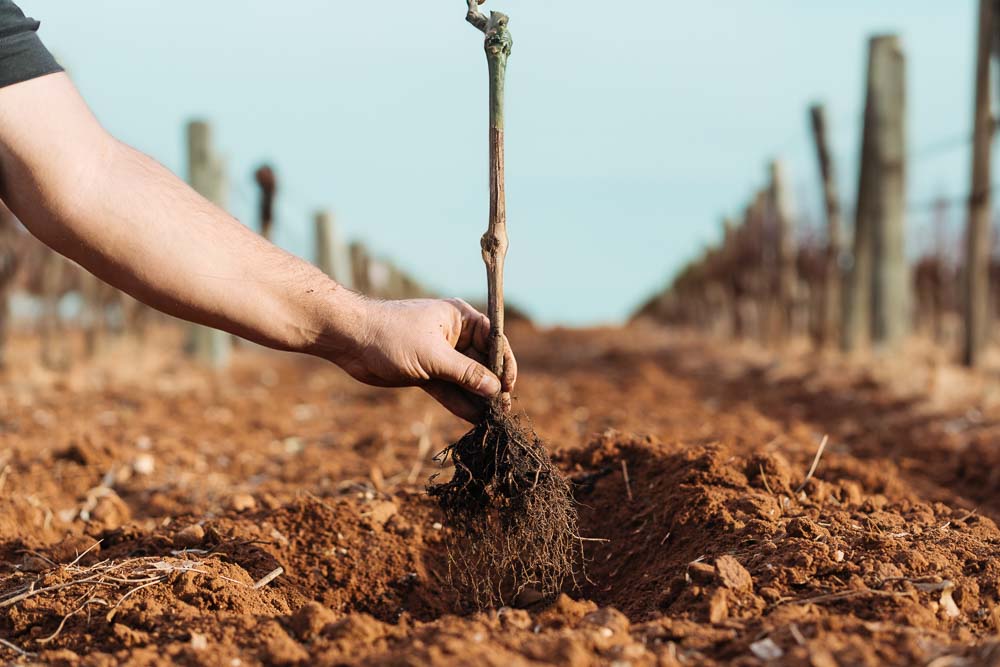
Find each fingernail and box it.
[477,374,501,397]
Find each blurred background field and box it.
[17,0,986,325]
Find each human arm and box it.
[0,72,515,421]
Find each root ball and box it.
[429,403,578,607]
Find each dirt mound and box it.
[566,429,1000,663]
[0,492,451,664]
[211,493,454,621]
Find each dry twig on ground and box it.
[796,434,829,493]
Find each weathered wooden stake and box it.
[314,210,353,289]
[721,216,740,337]
[868,35,908,350]
[743,191,767,342]
[186,120,232,368]
[467,0,511,388]
[844,44,878,352]
[963,0,994,367]
[809,104,844,347]
[770,159,797,340]
[844,36,907,352]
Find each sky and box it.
[21,1,982,326]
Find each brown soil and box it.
[3,324,1000,665]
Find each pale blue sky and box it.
[22,1,980,325]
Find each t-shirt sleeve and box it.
[0,0,61,89]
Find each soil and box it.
[3,323,1000,665]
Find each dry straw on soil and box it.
[0,542,279,658]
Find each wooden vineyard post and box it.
[467,0,512,395]
[868,35,908,350]
[932,197,951,344]
[963,0,994,367]
[809,104,844,348]
[186,120,232,368]
[314,210,353,289]
[844,36,906,353]
[747,189,768,343]
[721,216,741,338]
[770,159,797,340]
[254,164,277,241]
[844,43,878,352]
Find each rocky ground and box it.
[3,323,1000,666]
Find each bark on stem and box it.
[467,2,512,390]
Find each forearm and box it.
[0,73,515,423]
[0,75,365,358]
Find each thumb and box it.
[429,346,501,399]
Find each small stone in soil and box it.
[750,637,783,660]
[687,561,715,583]
[715,555,753,592]
[228,493,256,512]
[709,589,729,623]
[133,453,155,475]
[362,500,397,527]
[174,524,206,548]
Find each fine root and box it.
[429,402,579,607]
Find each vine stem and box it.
[466,1,512,402]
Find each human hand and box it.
[334,297,517,422]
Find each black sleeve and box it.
[0,0,61,89]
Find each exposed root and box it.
[38,594,108,645]
[429,402,579,608]
[0,637,35,658]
